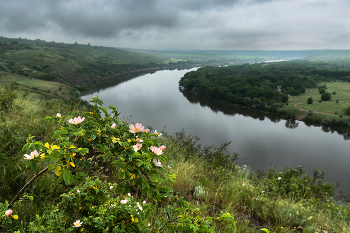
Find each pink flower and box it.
[120,199,128,204]
[77,190,80,193]
[150,146,163,155]
[5,210,13,217]
[127,193,131,196]
[111,123,116,128]
[24,150,40,160]
[160,145,166,151]
[143,200,146,204]
[72,220,83,227]
[56,113,61,118]
[68,116,85,124]
[132,143,142,152]
[129,123,145,133]
[145,129,150,133]
[110,186,113,190]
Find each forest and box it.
[179,59,350,118]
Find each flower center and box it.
[135,127,139,132]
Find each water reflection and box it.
[285,119,299,129]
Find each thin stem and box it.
[7,167,48,209]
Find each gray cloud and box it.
[0,0,350,49]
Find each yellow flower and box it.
[12,215,18,220]
[70,162,75,167]
[88,138,92,142]
[69,145,76,149]
[130,174,136,180]
[97,130,102,136]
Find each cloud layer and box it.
[1,0,349,50]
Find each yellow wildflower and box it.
[12,215,18,220]
[130,174,136,180]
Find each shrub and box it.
[307,97,313,104]
[322,117,332,126]
[321,92,331,101]
[344,106,350,115]
[307,109,313,116]
[319,88,325,94]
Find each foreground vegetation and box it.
[1,75,350,232]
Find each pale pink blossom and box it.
[111,123,116,128]
[68,116,85,124]
[24,150,40,160]
[127,193,131,196]
[120,199,128,204]
[132,143,142,152]
[143,201,146,204]
[77,190,80,193]
[160,145,166,151]
[145,129,150,133]
[56,113,61,118]
[153,158,162,167]
[110,186,113,190]
[72,220,83,227]
[129,123,145,133]
[150,146,163,155]
[5,210,13,217]
[278,177,281,180]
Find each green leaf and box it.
[77,172,87,177]
[63,169,73,185]
[147,189,153,198]
[34,144,41,154]
[48,163,56,170]
[57,172,64,183]
[115,186,123,194]
[150,174,160,182]
[108,106,116,111]
[84,162,92,169]
[118,171,125,179]
[42,116,52,121]
[144,209,150,219]
[31,161,37,171]
[59,130,68,135]
[101,107,108,115]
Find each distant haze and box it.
[1,0,350,50]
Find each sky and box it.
[1,0,350,50]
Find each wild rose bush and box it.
[2,97,236,232]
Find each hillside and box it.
[0,36,164,85]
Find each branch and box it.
[66,197,84,230]
[7,167,48,209]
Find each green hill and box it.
[0,36,164,85]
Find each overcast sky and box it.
[1,0,350,50]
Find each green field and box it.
[1,72,72,99]
[290,81,350,116]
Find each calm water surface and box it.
[82,68,350,194]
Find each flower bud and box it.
[5,210,13,217]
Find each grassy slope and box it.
[1,71,72,99]
[0,38,164,85]
[1,84,349,232]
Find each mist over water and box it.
[82,68,350,194]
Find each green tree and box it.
[307,97,313,104]
[321,92,331,101]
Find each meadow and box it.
[290,81,350,116]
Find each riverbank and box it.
[1,84,350,232]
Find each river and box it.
[82,68,350,195]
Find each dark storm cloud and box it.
[0,0,273,38]
[0,0,349,49]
